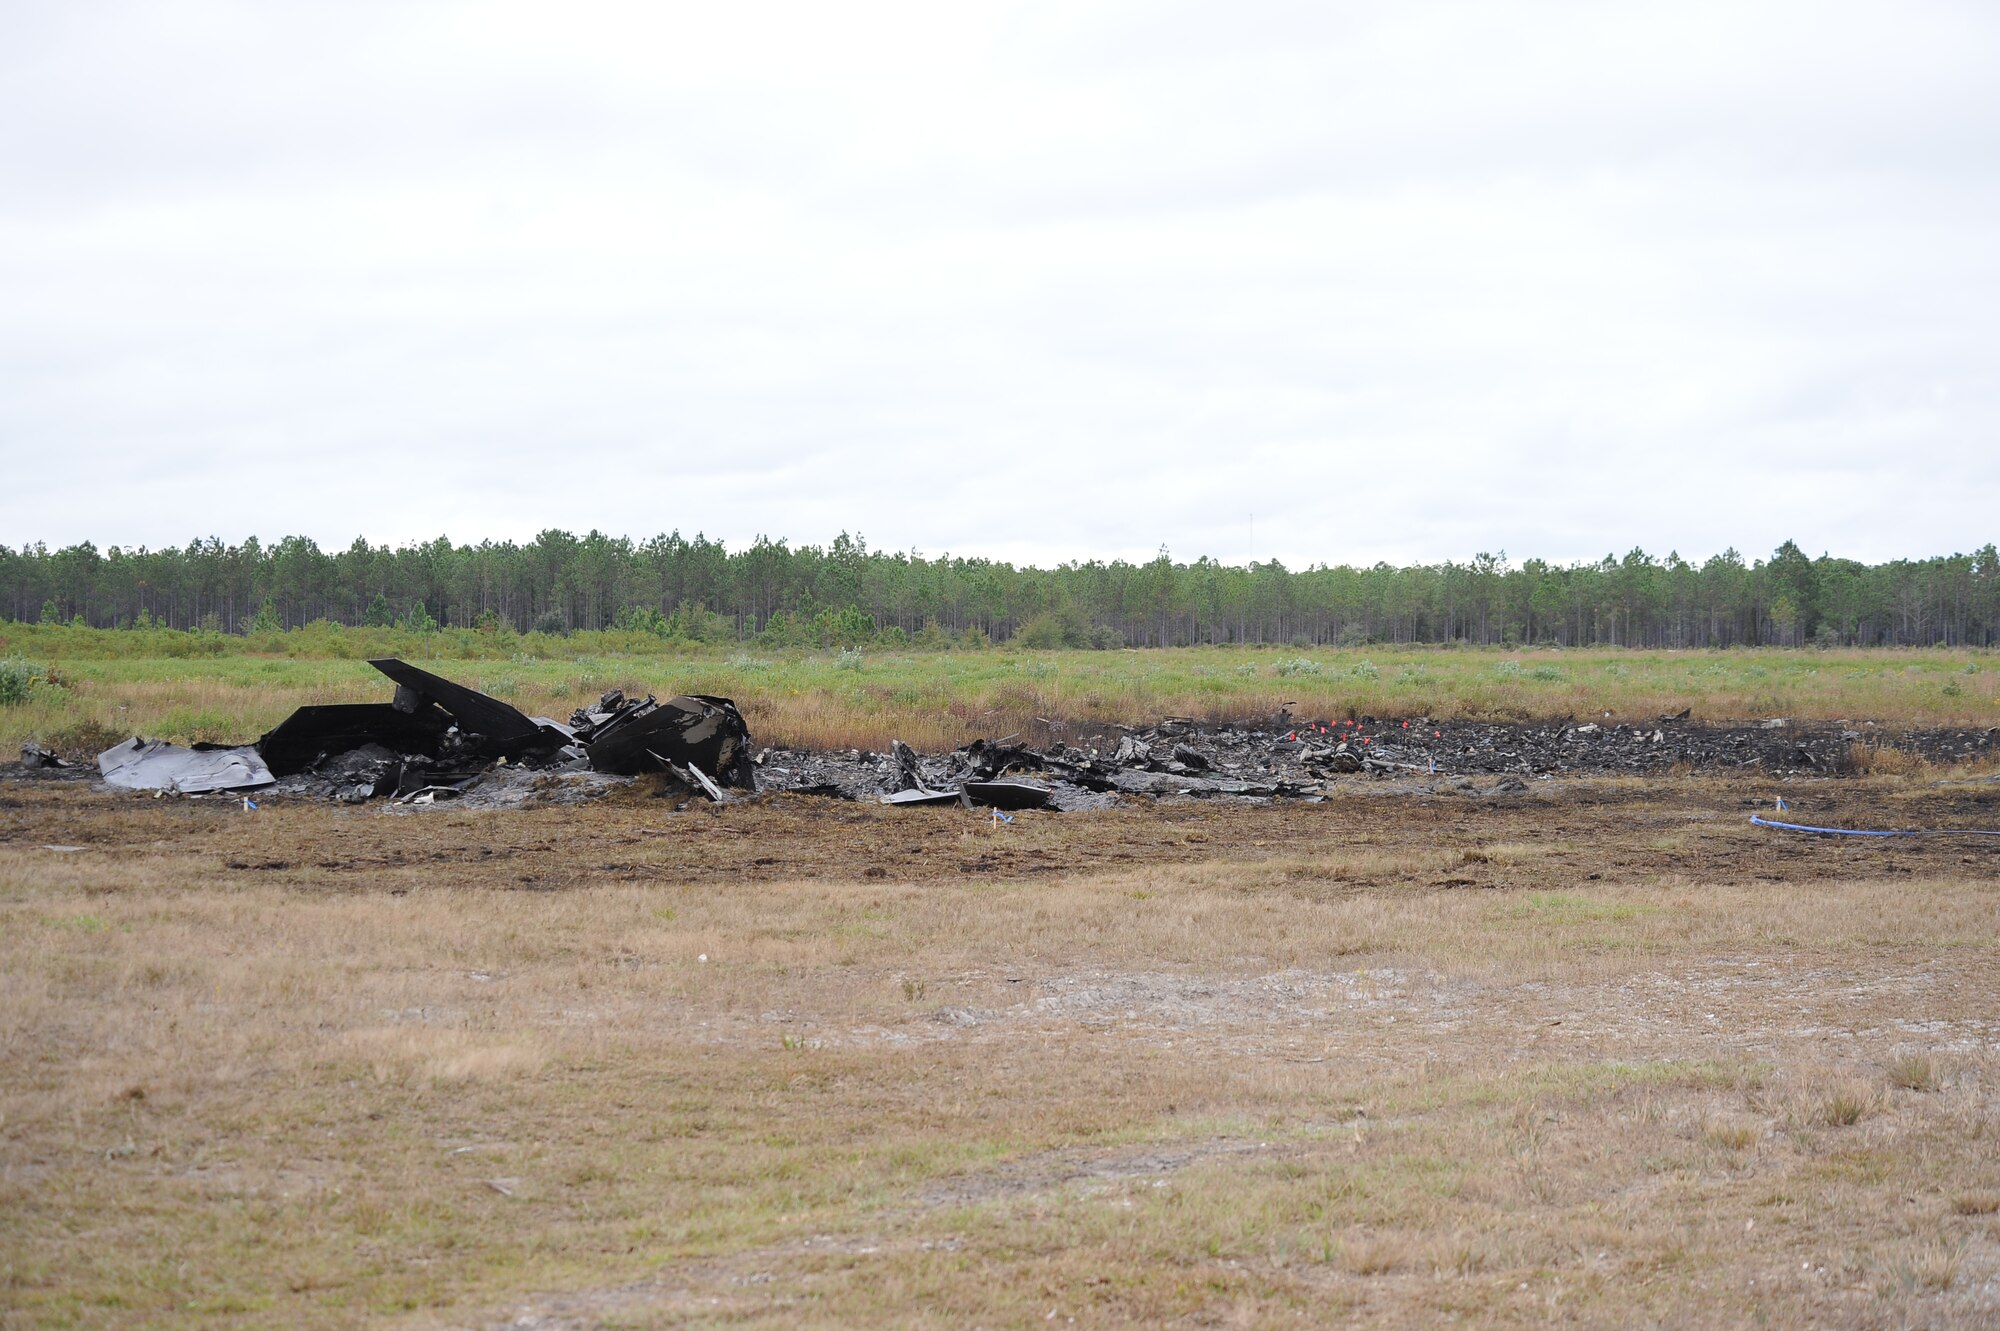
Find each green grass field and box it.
[2,624,1994,755]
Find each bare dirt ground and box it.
[3,771,1999,1328]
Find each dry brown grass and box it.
[7,645,1998,759]
[3,779,1999,1327]
[1811,1078,1881,1128]
[1888,1241,1969,1294]
[1888,1051,1944,1093]
[1847,741,1934,776]
[339,1028,549,1086]
[1702,1115,1763,1151]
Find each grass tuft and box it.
[1887,1241,1965,1294]
[1817,1080,1877,1127]
[1844,743,1928,776]
[1702,1117,1761,1151]
[1885,1052,1941,1092]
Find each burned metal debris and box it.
[20,741,70,769]
[962,781,1055,811]
[748,714,2000,810]
[257,704,451,777]
[570,691,757,789]
[755,732,1101,811]
[751,723,1320,810]
[367,658,568,759]
[85,659,754,804]
[98,738,275,794]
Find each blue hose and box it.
[1750,814,2000,838]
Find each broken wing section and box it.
[365,658,568,757]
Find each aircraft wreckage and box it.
[86,659,1095,810]
[80,658,1315,810]
[82,660,1983,809]
[95,658,759,804]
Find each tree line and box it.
[3,532,1997,649]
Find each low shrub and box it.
[0,656,36,705]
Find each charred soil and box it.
[3,769,1999,891]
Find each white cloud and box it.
[2,0,1995,566]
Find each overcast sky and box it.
[3,0,1995,569]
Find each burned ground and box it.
[3,770,1999,892]
[36,652,1998,815]
[754,713,2000,809]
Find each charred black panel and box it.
[257,703,451,776]
[961,780,1054,810]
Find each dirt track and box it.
[5,770,1998,894]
